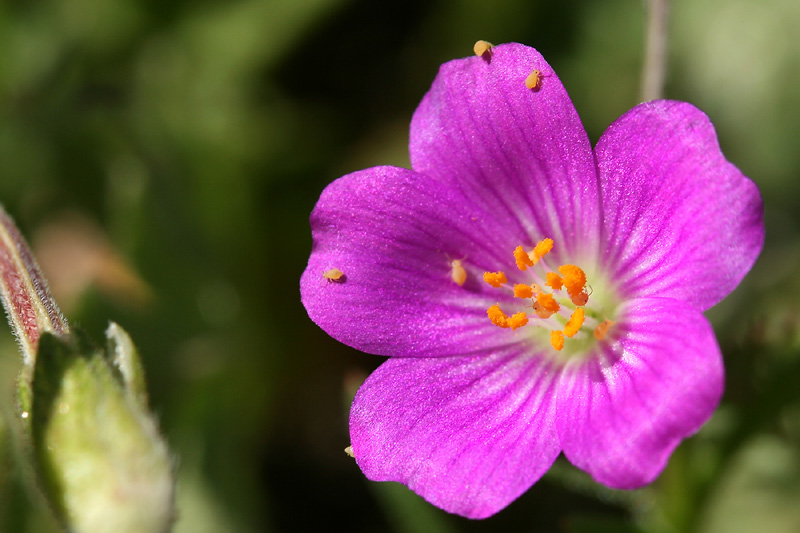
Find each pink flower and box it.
[300,43,764,518]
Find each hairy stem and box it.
[641,0,670,101]
[0,206,68,364]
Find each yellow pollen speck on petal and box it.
[513,246,534,271]
[533,293,560,319]
[483,271,507,288]
[529,238,554,265]
[564,308,585,338]
[450,259,467,286]
[525,69,541,90]
[508,312,528,330]
[344,446,355,458]
[323,268,344,282]
[513,284,533,299]
[558,264,587,299]
[546,272,563,290]
[550,330,565,351]
[473,40,493,58]
[594,319,614,340]
[487,304,509,328]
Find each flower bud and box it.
[32,329,175,533]
[0,206,175,532]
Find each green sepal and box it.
[105,322,150,413]
[30,330,175,533]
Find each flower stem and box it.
[0,206,68,364]
[641,0,670,102]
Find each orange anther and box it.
[487,304,509,328]
[483,271,507,288]
[550,330,565,351]
[558,264,587,299]
[563,308,585,338]
[545,272,563,290]
[513,246,534,271]
[533,293,560,319]
[513,284,533,299]
[507,312,529,330]
[529,238,554,265]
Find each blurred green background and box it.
[0,0,798,531]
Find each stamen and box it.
[563,308,585,338]
[594,319,614,340]
[483,239,610,353]
[487,304,527,330]
[528,238,553,265]
[550,330,564,351]
[525,69,542,90]
[483,271,507,288]
[558,265,587,301]
[533,293,559,319]
[513,246,534,271]
[507,312,529,330]
[545,272,563,290]
[513,284,533,299]
[473,40,493,58]
[450,259,467,286]
[487,304,509,328]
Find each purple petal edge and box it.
[410,43,601,263]
[301,166,528,358]
[350,348,560,519]
[556,297,724,488]
[596,100,764,310]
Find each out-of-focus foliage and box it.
[0,0,798,531]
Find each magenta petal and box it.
[409,43,599,262]
[301,166,524,358]
[350,348,560,519]
[556,297,723,488]
[596,100,764,310]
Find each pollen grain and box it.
[513,246,534,271]
[545,272,563,290]
[513,284,534,299]
[323,268,345,282]
[525,69,542,90]
[487,304,509,328]
[450,260,467,286]
[483,271,507,288]
[533,293,560,319]
[507,312,529,330]
[473,40,493,58]
[550,330,565,351]
[563,308,585,338]
[529,238,553,265]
